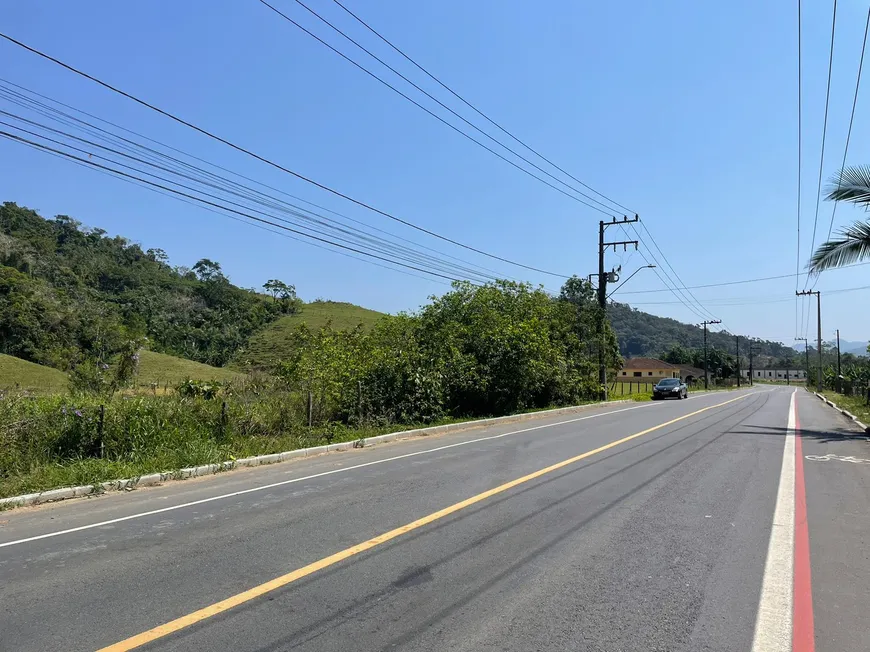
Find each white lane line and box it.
[751,388,796,652]
[0,390,764,549]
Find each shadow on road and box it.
[730,424,870,444]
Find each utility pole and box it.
[796,290,822,392]
[596,215,639,400]
[748,341,757,386]
[701,320,721,390]
[836,328,842,393]
[796,337,809,387]
[735,335,740,387]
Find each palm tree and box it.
[808,165,870,273]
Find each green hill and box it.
[0,202,296,373]
[608,302,798,362]
[0,351,243,395]
[0,354,69,393]
[2,201,802,379]
[233,301,385,369]
[136,351,244,387]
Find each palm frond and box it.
[808,219,870,273]
[825,165,870,208]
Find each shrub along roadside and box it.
[0,387,645,500]
[1,277,626,499]
[0,389,468,499]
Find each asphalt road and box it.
[1,386,867,652]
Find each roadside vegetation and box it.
[820,390,870,428]
[0,202,800,500]
[1,258,624,497]
[232,300,384,370]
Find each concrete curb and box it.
[812,392,870,433]
[0,399,636,510]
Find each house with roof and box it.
[619,357,680,382]
[619,358,709,384]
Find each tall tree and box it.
[192,258,224,283]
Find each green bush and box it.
[0,277,632,498]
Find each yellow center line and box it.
[97,391,759,651]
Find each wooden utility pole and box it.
[748,341,757,386]
[796,290,822,392]
[701,320,721,390]
[735,335,740,387]
[596,215,638,400]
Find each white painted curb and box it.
[0,399,635,509]
[813,392,870,433]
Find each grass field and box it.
[0,351,243,395]
[234,300,385,369]
[135,351,244,388]
[0,354,69,394]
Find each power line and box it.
[804,0,838,292]
[619,222,712,321]
[0,78,513,283]
[616,223,709,321]
[328,0,633,215]
[611,260,870,295]
[0,108,501,283]
[0,31,570,278]
[0,129,488,283]
[1,116,500,284]
[624,283,870,307]
[35,138,453,286]
[287,0,623,216]
[256,0,618,217]
[816,6,870,271]
[635,217,718,320]
[796,0,804,339]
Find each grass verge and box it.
[820,390,870,426]
[1,386,733,502]
[1,395,634,501]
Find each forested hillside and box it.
[608,302,796,362]
[2,202,800,380]
[0,202,297,373]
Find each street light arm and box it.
[607,265,655,299]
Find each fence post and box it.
[99,404,105,459]
[308,390,313,428]
[358,380,363,423]
[219,401,227,440]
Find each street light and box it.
[607,265,656,299]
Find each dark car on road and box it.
[652,377,687,400]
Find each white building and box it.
[739,369,807,380]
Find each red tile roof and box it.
[621,357,679,369]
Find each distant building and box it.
[740,368,807,380]
[619,357,679,381]
[619,359,727,384]
[678,366,707,384]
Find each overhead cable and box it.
[0,31,569,278]
[328,0,633,215]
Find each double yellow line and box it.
[98,391,759,651]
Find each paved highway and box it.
[1,386,868,651]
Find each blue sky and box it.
[1,0,869,345]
